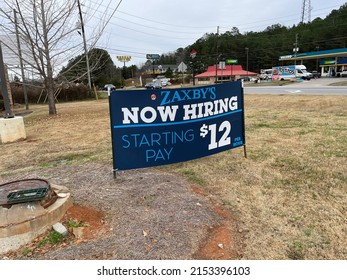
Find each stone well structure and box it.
[0,181,72,254]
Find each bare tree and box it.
[0,0,123,114]
[0,0,81,114]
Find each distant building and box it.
[279,47,347,77]
[195,65,257,84]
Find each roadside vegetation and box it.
[329,81,347,86]
[1,94,346,259]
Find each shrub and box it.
[58,84,92,101]
[11,84,41,104]
[9,83,93,104]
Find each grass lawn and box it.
[329,81,347,86]
[1,94,346,259]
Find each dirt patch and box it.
[61,201,241,260]
[63,205,110,240]
[190,186,238,259]
[194,225,233,259]
[191,185,209,196]
[0,163,242,260]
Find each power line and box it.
[114,3,342,32]
[115,10,216,29]
[107,23,194,40]
[111,16,203,35]
[78,0,346,58]
[220,6,343,33]
[92,0,123,46]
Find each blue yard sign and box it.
[109,81,246,171]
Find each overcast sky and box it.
[1,0,345,69]
[88,0,346,67]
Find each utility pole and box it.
[152,60,155,78]
[215,26,219,83]
[14,9,29,110]
[316,46,319,71]
[77,0,91,91]
[293,33,299,65]
[0,42,14,118]
[190,49,197,86]
[245,47,249,76]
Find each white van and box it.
[272,65,312,80]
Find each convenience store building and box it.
[279,47,347,77]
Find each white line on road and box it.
[285,90,302,93]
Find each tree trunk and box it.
[41,0,56,115]
[46,77,56,115]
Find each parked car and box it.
[237,76,249,82]
[145,82,162,89]
[341,70,347,77]
[311,71,321,78]
[161,81,171,87]
[103,84,116,91]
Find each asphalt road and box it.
[244,78,347,96]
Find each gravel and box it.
[0,162,222,260]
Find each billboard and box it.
[109,82,245,171]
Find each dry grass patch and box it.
[1,94,346,259]
[0,101,112,175]
[169,95,347,259]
